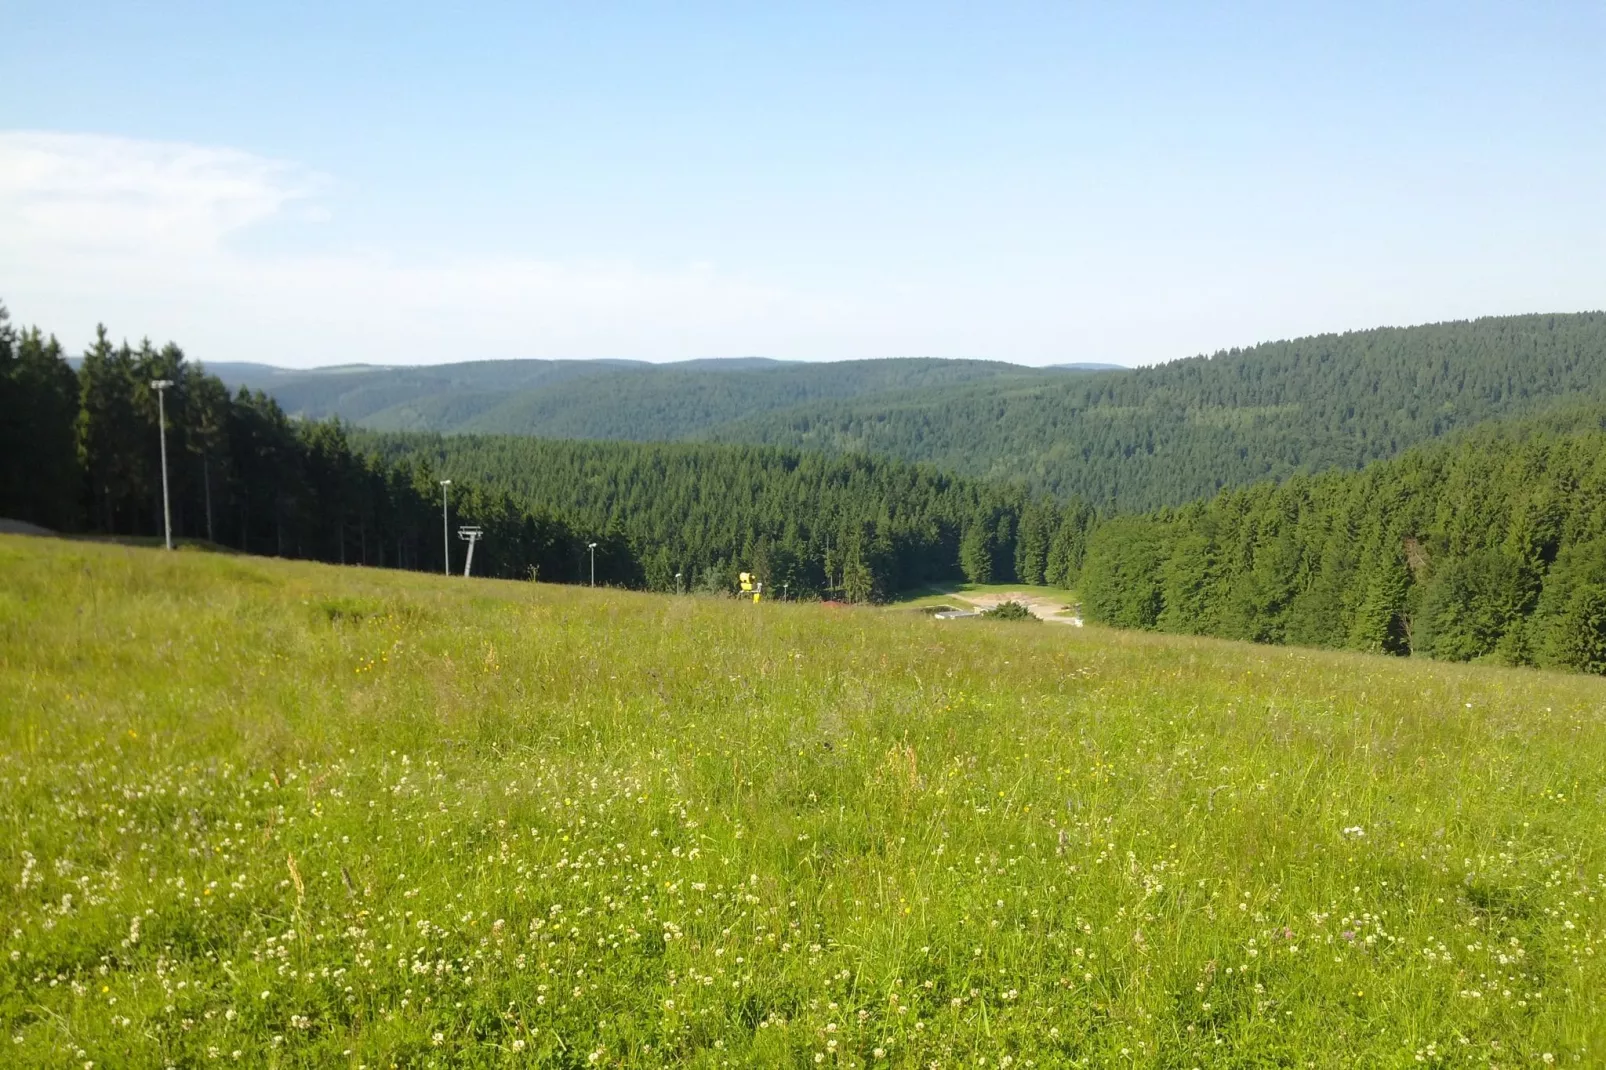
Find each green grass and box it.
[1,535,1603,1067]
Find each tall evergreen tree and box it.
[958,517,994,584]
[0,312,81,529]
[1044,501,1095,588]
[76,329,148,534]
[1414,551,1537,661]
[1013,503,1051,586]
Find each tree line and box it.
[1077,407,1606,674]
[0,303,1097,599]
[354,432,1098,599]
[0,304,631,583]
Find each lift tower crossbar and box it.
[457,526,484,578]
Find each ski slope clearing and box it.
[1,536,1602,1065]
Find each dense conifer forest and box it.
[1078,407,1606,673]
[0,304,1091,599]
[713,313,1606,508]
[208,356,1065,438]
[0,304,621,583]
[355,431,1095,599]
[221,312,1606,512]
[12,297,1606,673]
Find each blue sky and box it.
[2,2,1601,367]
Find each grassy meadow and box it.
[1,535,1603,1067]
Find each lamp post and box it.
[675,571,682,595]
[440,480,452,575]
[587,542,598,587]
[150,380,174,550]
[782,582,789,602]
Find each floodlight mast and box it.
[150,380,174,551]
[439,480,452,575]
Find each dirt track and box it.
[950,589,1083,625]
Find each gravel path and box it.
[951,589,1083,625]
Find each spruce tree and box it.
[76,329,146,534]
[959,517,993,584]
[0,315,81,529]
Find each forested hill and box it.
[220,312,1606,512]
[2,300,1095,600]
[355,431,1097,600]
[707,312,1606,509]
[16,295,1606,675]
[1076,405,1606,674]
[205,356,1076,438]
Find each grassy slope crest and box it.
[0,536,1602,1063]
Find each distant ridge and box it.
[68,312,1606,511]
[706,312,1606,508]
[192,355,1054,439]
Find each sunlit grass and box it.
[1,535,1603,1067]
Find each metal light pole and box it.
[587,542,598,587]
[675,571,682,595]
[440,480,452,575]
[150,380,174,550]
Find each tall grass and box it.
[1,535,1602,1067]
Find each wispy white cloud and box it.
[0,131,322,254]
[0,131,838,365]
